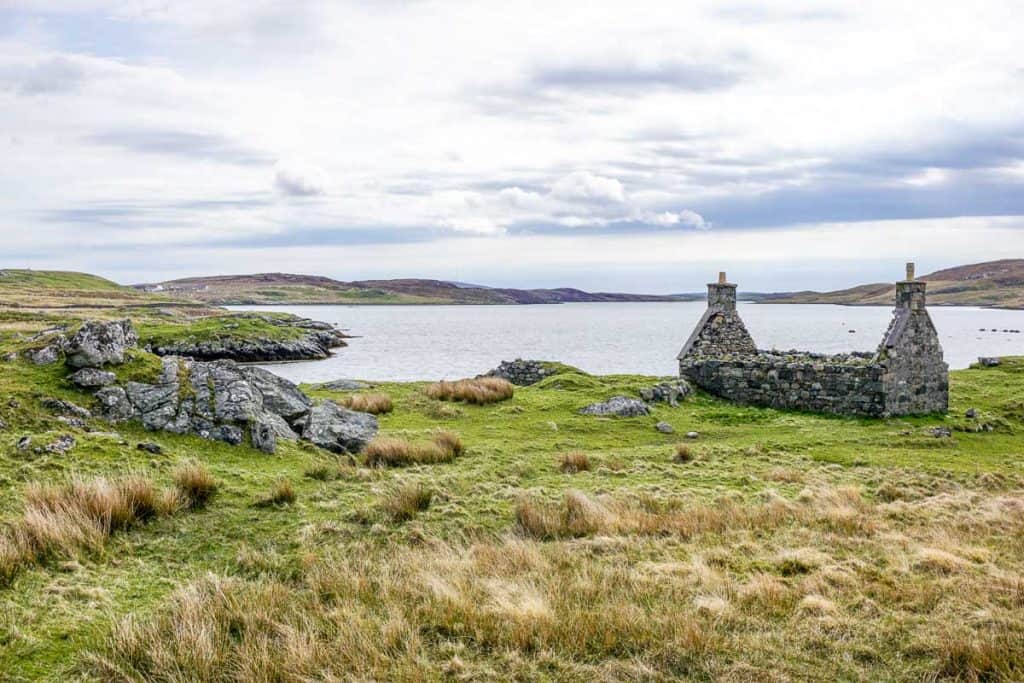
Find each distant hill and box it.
[134,273,690,305]
[0,269,175,309]
[760,259,1024,309]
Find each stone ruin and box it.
[678,265,949,417]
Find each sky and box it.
[1,1,1023,292]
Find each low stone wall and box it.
[484,359,555,386]
[680,351,888,416]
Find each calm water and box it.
[229,303,1024,383]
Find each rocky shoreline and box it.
[147,318,348,363]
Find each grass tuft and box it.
[380,482,434,522]
[363,432,464,468]
[171,460,218,510]
[558,450,591,474]
[337,393,393,414]
[255,479,297,508]
[425,377,514,405]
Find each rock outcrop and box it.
[67,319,375,455]
[65,319,137,368]
[148,319,347,362]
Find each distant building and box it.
[678,265,948,416]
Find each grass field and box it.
[1,310,1023,679]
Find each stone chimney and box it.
[895,261,926,311]
[707,271,738,310]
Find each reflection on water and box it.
[227,302,1024,383]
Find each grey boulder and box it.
[28,344,62,365]
[300,401,378,454]
[243,366,311,420]
[579,396,650,417]
[655,421,675,434]
[69,367,117,388]
[65,319,137,368]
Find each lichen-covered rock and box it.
[69,367,116,388]
[65,319,137,368]
[242,366,311,420]
[578,396,650,417]
[28,344,62,365]
[250,419,277,454]
[95,386,135,422]
[639,379,692,407]
[299,401,378,454]
[40,397,91,419]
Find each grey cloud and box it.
[532,60,744,94]
[88,129,275,166]
[1,56,86,96]
[713,5,846,24]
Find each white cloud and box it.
[641,209,709,229]
[550,171,626,203]
[274,162,328,196]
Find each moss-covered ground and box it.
[1,310,1023,679]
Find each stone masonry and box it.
[677,265,949,417]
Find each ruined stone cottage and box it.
[678,265,948,416]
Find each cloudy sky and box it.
[1,1,1023,291]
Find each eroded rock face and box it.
[578,396,650,417]
[65,319,138,368]
[299,401,378,454]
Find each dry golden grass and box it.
[558,450,591,474]
[674,444,695,463]
[172,460,218,509]
[337,392,393,414]
[424,377,514,405]
[255,479,297,508]
[363,431,464,468]
[0,474,182,587]
[83,484,1024,681]
[380,482,434,522]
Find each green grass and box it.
[2,311,1024,679]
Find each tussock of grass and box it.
[558,450,591,474]
[171,460,218,509]
[425,377,513,405]
[255,479,296,508]
[0,474,181,587]
[337,392,393,414]
[363,431,464,468]
[380,482,433,522]
[674,444,695,463]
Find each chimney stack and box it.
[707,271,737,310]
[895,262,926,310]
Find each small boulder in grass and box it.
[685,431,700,440]
[578,396,649,417]
[137,442,163,455]
[655,421,674,434]
[978,357,1001,367]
